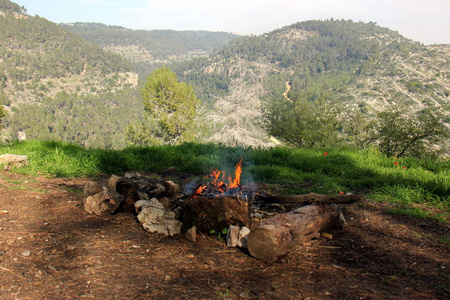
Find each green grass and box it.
[1,140,449,213]
[386,206,447,223]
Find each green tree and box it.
[342,107,378,149]
[376,102,448,158]
[265,96,341,148]
[128,66,200,146]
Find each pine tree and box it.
[128,67,200,146]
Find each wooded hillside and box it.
[62,23,241,76]
[0,1,448,152]
[0,0,141,149]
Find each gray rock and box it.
[142,218,182,237]
[107,174,121,192]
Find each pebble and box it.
[21,250,31,257]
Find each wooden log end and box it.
[247,227,279,263]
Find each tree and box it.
[341,106,378,149]
[128,67,200,146]
[265,95,342,148]
[376,102,448,158]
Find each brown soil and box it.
[0,171,449,300]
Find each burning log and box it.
[180,195,251,233]
[180,158,250,233]
[247,203,344,263]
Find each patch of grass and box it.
[1,140,449,214]
[386,206,447,223]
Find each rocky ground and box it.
[0,171,449,299]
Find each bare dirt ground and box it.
[0,171,449,300]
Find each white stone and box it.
[0,154,28,167]
[237,226,251,248]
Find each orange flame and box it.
[229,158,243,188]
[193,158,243,197]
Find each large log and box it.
[247,203,343,263]
[180,195,251,233]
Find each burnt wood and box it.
[180,195,251,233]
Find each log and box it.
[180,195,251,233]
[259,192,361,204]
[247,203,343,263]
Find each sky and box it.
[14,0,450,45]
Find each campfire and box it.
[82,159,362,263]
[192,158,243,198]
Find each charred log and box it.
[180,195,251,233]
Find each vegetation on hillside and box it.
[0,0,25,13]
[5,88,144,149]
[0,1,142,147]
[1,2,449,157]
[62,22,241,76]
[0,13,132,86]
[172,19,449,153]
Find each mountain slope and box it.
[61,22,241,76]
[172,19,449,147]
[0,0,141,148]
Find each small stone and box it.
[185,226,197,242]
[67,245,76,251]
[107,174,121,192]
[83,190,124,216]
[237,226,251,248]
[226,225,240,247]
[21,250,31,257]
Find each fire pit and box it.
[83,158,361,262]
[180,158,252,232]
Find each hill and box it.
[0,0,142,148]
[171,20,450,149]
[61,22,241,76]
[0,6,448,152]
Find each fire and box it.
[193,158,243,197]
